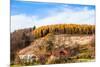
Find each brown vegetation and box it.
[10,28,35,64]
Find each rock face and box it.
[15,34,95,65]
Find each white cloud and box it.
[19,0,95,5]
[34,8,95,27]
[11,7,95,32]
[11,14,37,32]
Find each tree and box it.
[33,25,36,30]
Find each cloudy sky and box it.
[11,0,95,32]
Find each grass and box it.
[10,65,21,67]
[77,59,95,62]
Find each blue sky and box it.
[11,0,95,32]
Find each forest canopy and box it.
[32,24,95,39]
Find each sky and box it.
[11,0,95,32]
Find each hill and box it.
[10,24,95,65]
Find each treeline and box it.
[32,24,95,39]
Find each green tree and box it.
[33,26,36,30]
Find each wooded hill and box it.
[10,24,95,65]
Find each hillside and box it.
[18,34,95,55]
[10,24,95,65]
[15,34,95,65]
